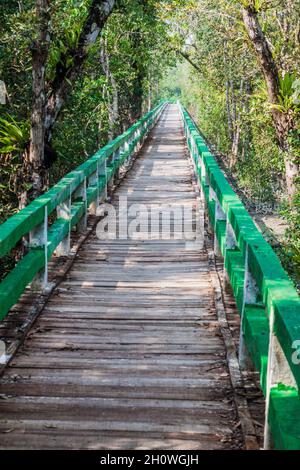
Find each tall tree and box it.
[27,0,51,202]
[242,3,299,203]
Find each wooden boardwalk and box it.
[0,105,252,449]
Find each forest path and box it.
[0,105,249,450]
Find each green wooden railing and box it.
[179,102,300,450]
[0,101,166,322]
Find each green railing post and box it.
[264,304,298,449]
[74,177,88,233]
[55,191,71,256]
[99,159,107,200]
[223,218,237,293]
[88,164,100,215]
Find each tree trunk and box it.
[44,0,115,145]
[242,5,299,203]
[225,80,233,141]
[223,40,233,142]
[230,79,244,168]
[28,0,50,200]
[100,36,119,139]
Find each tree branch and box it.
[176,49,202,74]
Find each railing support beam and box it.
[29,206,48,290]
[55,194,71,256]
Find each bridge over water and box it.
[0,103,299,450]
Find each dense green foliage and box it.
[0,0,177,219]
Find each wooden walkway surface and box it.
[0,105,248,449]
